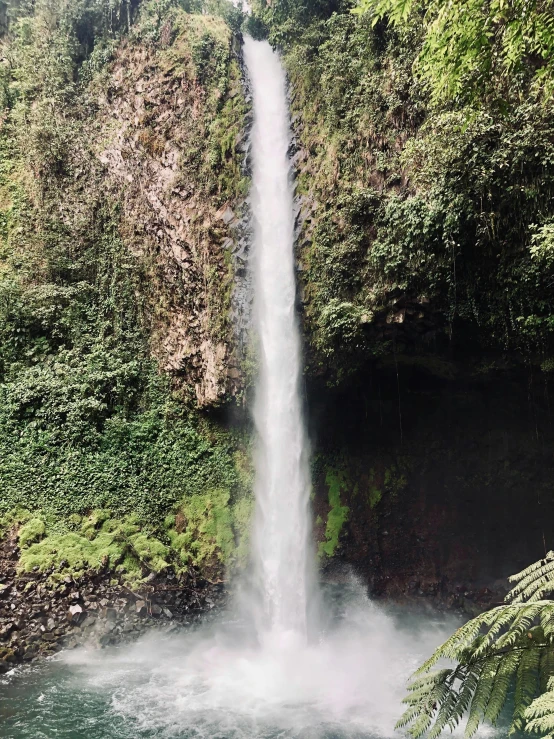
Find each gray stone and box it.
[219,206,235,225]
[67,604,83,623]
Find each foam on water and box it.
[39,587,466,738]
[0,585,503,738]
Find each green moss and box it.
[231,495,254,565]
[17,510,171,584]
[0,507,32,538]
[368,487,382,508]
[19,531,125,579]
[128,533,169,572]
[207,57,250,200]
[81,509,113,539]
[366,464,407,508]
[168,487,233,566]
[166,485,253,570]
[233,448,254,490]
[318,468,350,558]
[18,518,46,548]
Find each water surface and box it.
[1,589,477,739]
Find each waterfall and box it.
[243,37,313,640]
[6,36,463,739]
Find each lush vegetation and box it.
[397,554,554,738]
[251,0,554,385]
[355,0,554,105]
[0,0,251,577]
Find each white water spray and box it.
[245,37,313,639]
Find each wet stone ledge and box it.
[0,531,226,672]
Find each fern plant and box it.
[397,552,554,737]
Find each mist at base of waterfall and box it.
[0,580,500,739]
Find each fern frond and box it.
[508,554,554,603]
[428,686,459,739]
[396,669,452,732]
[407,707,434,738]
[442,665,482,734]
[540,648,554,692]
[400,601,554,738]
[509,645,540,734]
[524,677,554,736]
[465,654,502,737]
[484,650,522,724]
[492,604,550,653]
[540,605,554,641]
[509,552,554,585]
[398,550,554,739]
[413,619,484,675]
[473,604,543,657]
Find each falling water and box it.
[0,37,474,739]
[245,37,313,639]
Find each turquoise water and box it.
[0,593,478,739]
[0,655,369,738]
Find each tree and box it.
[397,553,554,737]
[354,0,554,105]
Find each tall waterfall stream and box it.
[0,40,476,739]
[246,36,313,641]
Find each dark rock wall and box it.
[309,361,554,605]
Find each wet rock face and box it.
[95,21,250,408]
[0,530,226,670]
[311,362,554,607]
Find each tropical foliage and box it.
[0,0,250,571]
[250,0,554,386]
[355,0,554,105]
[397,553,554,737]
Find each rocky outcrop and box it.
[310,360,554,607]
[96,17,249,407]
[0,528,225,671]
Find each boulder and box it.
[67,604,84,624]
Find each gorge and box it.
[1,35,458,739]
[1,0,554,736]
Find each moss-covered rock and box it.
[18,511,172,584]
[17,518,46,549]
[317,468,350,558]
[166,484,252,572]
